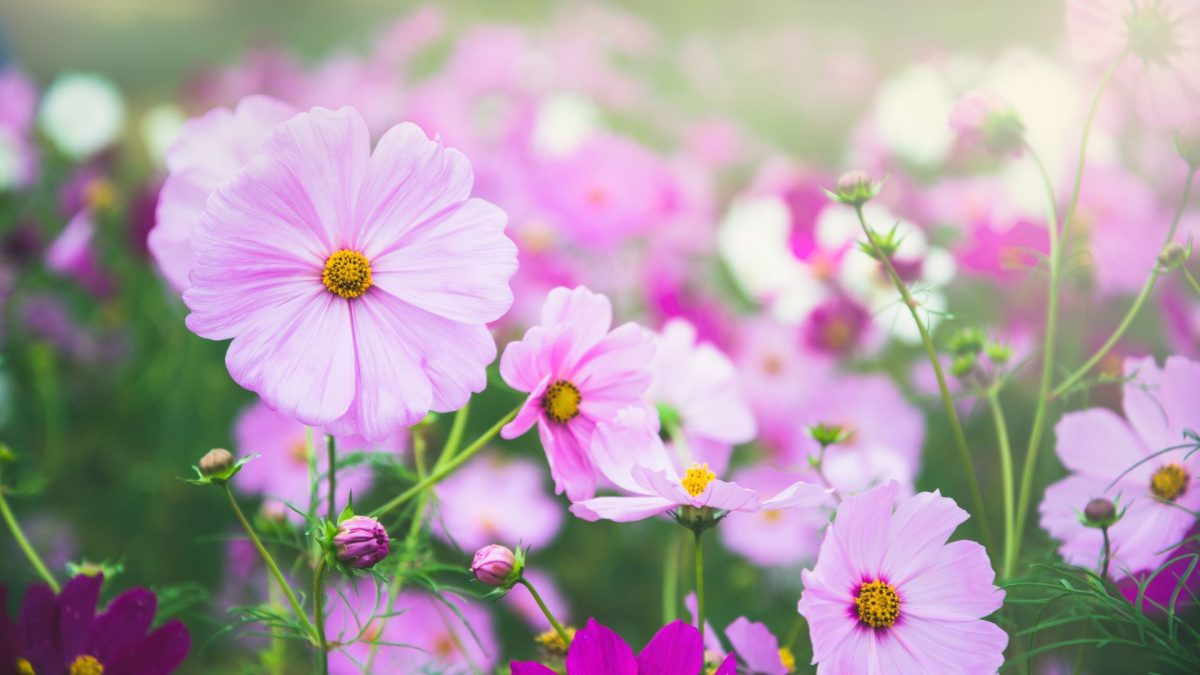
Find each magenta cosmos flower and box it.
[184,107,518,441]
[1040,356,1200,576]
[511,619,736,675]
[798,481,1007,674]
[0,574,190,675]
[150,95,296,292]
[499,285,656,500]
[570,408,828,523]
[1066,0,1200,128]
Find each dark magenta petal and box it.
[105,620,190,675]
[57,573,103,662]
[713,651,739,675]
[510,661,558,674]
[0,587,21,668]
[17,583,60,672]
[566,618,637,675]
[635,620,704,675]
[87,588,156,663]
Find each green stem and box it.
[986,388,1017,580]
[1181,265,1200,296]
[518,577,571,647]
[853,205,991,550]
[436,404,471,470]
[370,405,521,518]
[313,559,329,675]
[693,530,705,631]
[1099,526,1112,580]
[222,483,318,642]
[662,531,681,624]
[1051,167,1198,398]
[0,486,60,592]
[265,578,286,675]
[327,435,337,518]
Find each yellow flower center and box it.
[16,658,35,675]
[681,463,716,497]
[535,626,576,654]
[778,646,796,673]
[1150,463,1189,502]
[68,655,104,675]
[84,178,117,212]
[542,380,582,423]
[321,249,373,299]
[855,579,900,629]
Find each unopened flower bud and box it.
[950,92,1025,156]
[951,354,978,379]
[199,448,234,476]
[471,544,517,587]
[1176,132,1200,169]
[333,515,390,569]
[1083,498,1118,527]
[1158,242,1188,270]
[807,423,851,448]
[831,170,880,207]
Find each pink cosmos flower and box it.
[1040,356,1200,576]
[431,453,564,552]
[1066,0,1200,128]
[650,318,757,475]
[44,209,113,297]
[798,481,1007,674]
[0,66,38,191]
[184,107,518,441]
[570,407,828,523]
[499,285,657,500]
[511,619,735,675]
[150,95,297,292]
[719,467,832,567]
[1072,163,1170,296]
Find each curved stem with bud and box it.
[0,483,60,592]
[518,577,571,647]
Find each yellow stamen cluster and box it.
[1151,463,1189,502]
[17,658,35,675]
[321,249,373,299]
[535,626,577,655]
[542,380,582,423]
[68,655,104,675]
[84,179,118,211]
[855,580,900,629]
[778,646,797,673]
[681,463,716,497]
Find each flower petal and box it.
[1054,408,1149,481]
[510,662,557,675]
[896,540,1004,621]
[565,618,637,675]
[724,617,786,675]
[105,620,191,675]
[569,495,675,523]
[881,490,969,586]
[17,583,59,672]
[636,620,704,675]
[88,588,157,664]
[541,417,597,500]
[58,572,102,662]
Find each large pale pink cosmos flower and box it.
[570,407,828,523]
[184,107,518,441]
[1066,0,1200,128]
[1040,356,1200,576]
[499,285,656,500]
[649,318,757,475]
[798,481,1007,674]
[150,95,296,292]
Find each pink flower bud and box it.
[333,515,390,569]
[471,544,516,587]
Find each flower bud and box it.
[333,515,390,569]
[199,448,234,476]
[831,170,880,207]
[950,92,1025,156]
[1083,498,1118,527]
[470,544,517,587]
[1176,132,1200,169]
[1158,242,1189,270]
[807,423,851,448]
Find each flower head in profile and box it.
[798,481,1006,674]
[511,618,736,675]
[0,573,190,675]
[1040,356,1200,577]
[499,285,656,500]
[569,407,828,524]
[184,107,518,441]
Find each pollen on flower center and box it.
[855,579,900,629]
[1126,5,1180,63]
[1150,463,1189,501]
[543,380,582,423]
[681,463,716,497]
[321,249,373,299]
[68,654,105,675]
[778,646,797,673]
[16,659,35,675]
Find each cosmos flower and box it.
[44,209,113,297]
[569,407,828,523]
[183,107,518,441]
[1066,0,1200,128]
[38,73,126,161]
[718,467,832,567]
[499,285,657,500]
[149,95,297,292]
[649,318,757,475]
[1040,356,1200,576]
[798,481,1007,674]
[0,573,190,675]
[0,67,38,191]
[511,619,735,675]
[431,453,564,552]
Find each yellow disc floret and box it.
[855,580,900,629]
[535,626,576,655]
[321,249,373,299]
[542,380,582,423]
[68,655,104,675]
[16,658,35,675]
[778,646,796,673]
[681,463,716,497]
[1151,463,1189,502]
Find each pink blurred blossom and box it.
[431,453,563,552]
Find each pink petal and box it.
[1054,408,1148,481]
[541,419,597,500]
[590,410,670,494]
[566,619,637,675]
[501,376,551,440]
[888,616,1008,674]
[724,617,787,675]
[510,662,556,675]
[760,480,831,510]
[881,490,969,585]
[831,480,899,576]
[696,479,760,512]
[895,540,1004,621]
[541,286,613,352]
[636,620,704,675]
[796,579,861,672]
[1123,356,1170,455]
[569,495,676,522]
[500,328,555,393]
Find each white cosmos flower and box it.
[39,73,126,160]
[871,64,956,167]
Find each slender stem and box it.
[313,559,329,675]
[518,577,571,646]
[0,487,60,592]
[370,405,521,518]
[853,205,991,549]
[693,530,705,631]
[327,435,337,518]
[662,530,681,624]
[306,427,318,521]
[436,404,471,470]
[1051,167,1198,398]
[1099,526,1112,580]
[986,388,1017,580]
[265,578,286,675]
[1182,265,1200,296]
[785,614,806,651]
[222,483,318,642]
